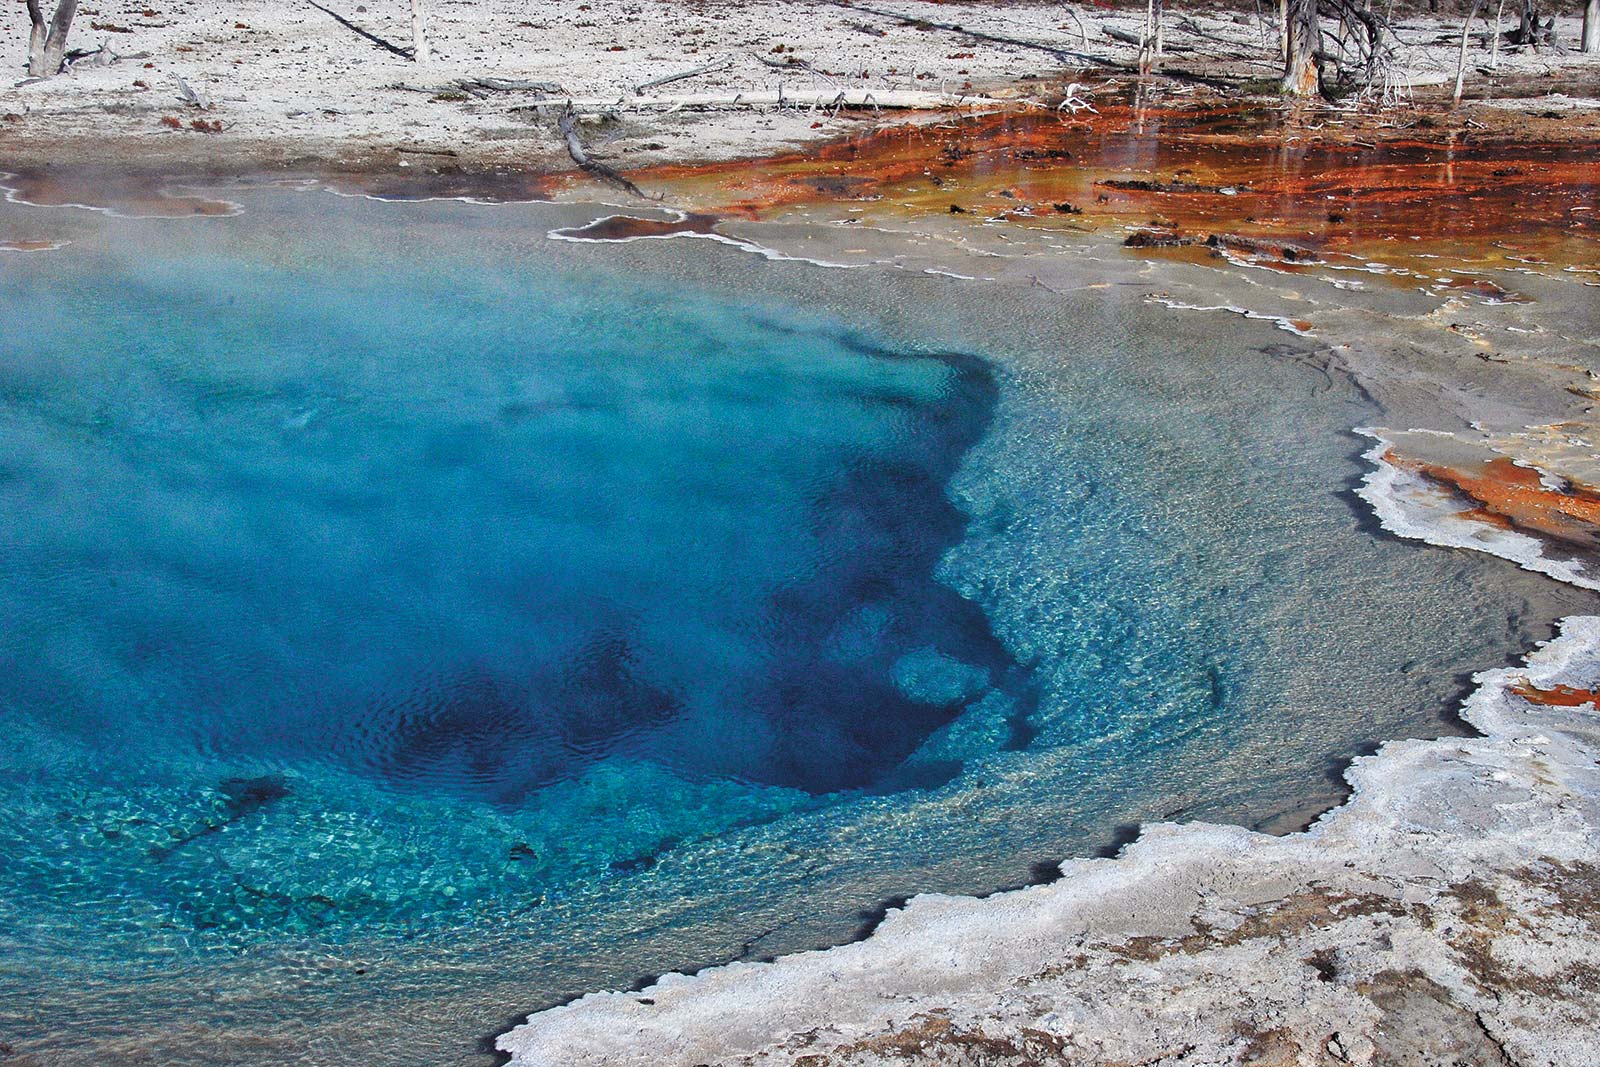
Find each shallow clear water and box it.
[0,191,1586,1065]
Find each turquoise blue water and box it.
[0,191,1585,1065]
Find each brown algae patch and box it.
[0,169,244,218]
[549,212,721,241]
[0,238,67,252]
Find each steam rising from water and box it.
[0,191,1587,1067]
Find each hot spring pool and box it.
[0,189,1584,1065]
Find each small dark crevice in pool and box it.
[1320,744,1382,794]
[736,914,805,962]
[1093,822,1144,859]
[849,894,917,944]
[981,857,1076,896]
[475,1027,516,1067]
[1026,857,1068,884]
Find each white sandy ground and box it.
[1,0,1598,169]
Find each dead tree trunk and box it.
[557,106,657,201]
[26,0,78,77]
[409,0,429,65]
[1141,0,1166,72]
[1515,0,1547,46]
[27,0,47,72]
[1583,0,1598,52]
[1453,0,1484,104]
[1282,0,1319,94]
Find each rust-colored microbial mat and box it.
[612,95,1600,271]
[1386,450,1600,552]
[1511,680,1600,707]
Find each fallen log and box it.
[753,52,827,75]
[634,56,733,95]
[1205,233,1318,262]
[556,106,659,201]
[462,76,563,93]
[535,88,1005,114]
[1124,229,1195,247]
[1099,177,1248,194]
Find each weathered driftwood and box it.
[176,75,213,109]
[556,106,659,201]
[633,57,734,95]
[63,42,122,70]
[1057,82,1097,113]
[449,76,564,100]
[539,88,1004,114]
[462,76,563,93]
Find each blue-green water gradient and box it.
[0,191,1584,1065]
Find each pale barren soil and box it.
[1,0,1597,172]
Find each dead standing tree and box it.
[409,0,429,65]
[1282,0,1319,93]
[25,0,78,77]
[1141,0,1166,73]
[1454,0,1485,104]
[1512,0,1555,45]
[1583,0,1598,52]
[1280,0,1392,97]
